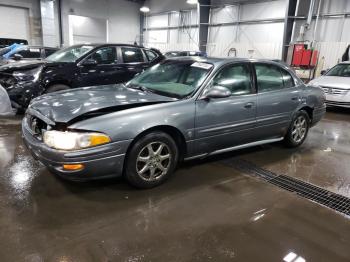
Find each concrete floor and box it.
[0,109,349,262]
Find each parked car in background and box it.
[0,38,28,48]
[0,45,59,65]
[165,50,207,58]
[22,57,326,188]
[0,43,164,110]
[309,62,350,108]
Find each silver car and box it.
[22,58,326,188]
[309,62,350,108]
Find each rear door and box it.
[254,62,302,139]
[78,46,122,86]
[194,62,257,155]
[117,46,149,82]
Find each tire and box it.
[45,84,70,93]
[125,132,179,189]
[284,110,310,148]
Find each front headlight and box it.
[43,130,111,150]
[13,66,42,82]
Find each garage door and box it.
[0,5,30,41]
[69,15,107,45]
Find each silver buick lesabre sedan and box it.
[22,57,326,188]
[309,62,350,108]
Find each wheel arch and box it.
[299,106,313,121]
[123,125,187,169]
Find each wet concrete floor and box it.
[0,109,349,261]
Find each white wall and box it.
[61,0,141,46]
[0,0,43,45]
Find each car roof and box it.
[69,43,147,49]
[165,56,287,67]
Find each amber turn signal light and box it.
[63,164,84,171]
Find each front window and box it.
[46,45,94,62]
[126,61,212,98]
[325,64,350,77]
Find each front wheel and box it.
[125,132,179,188]
[284,110,310,148]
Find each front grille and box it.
[0,72,17,89]
[321,86,349,96]
[222,158,350,217]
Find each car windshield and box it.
[126,60,212,98]
[325,64,350,77]
[46,45,94,62]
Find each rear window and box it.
[144,49,158,61]
[121,47,144,63]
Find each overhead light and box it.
[140,6,150,13]
[186,0,198,4]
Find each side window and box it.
[144,49,158,61]
[255,64,284,92]
[121,47,144,63]
[90,47,117,65]
[280,69,295,88]
[212,63,252,96]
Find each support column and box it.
[198,0,210,53]
[282,0,298,61]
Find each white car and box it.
[309,62,350,108]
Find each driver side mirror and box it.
[202,85,231,99]
[12,54,23,61]
[83,58,98,66]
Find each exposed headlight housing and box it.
[43,130,111,150]
[13,66,42,82]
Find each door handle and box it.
[291,97,299,101]
[244,102,254,109]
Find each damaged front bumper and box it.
[22,112,132,181]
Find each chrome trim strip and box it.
[198,119,256,134]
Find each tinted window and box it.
[90,47,117,64]
[212,64,252,95]
[15,48,41,58]
[144,49,157,61]
[255,64,284,92]
[121,47,144,63]
[44,48,57,57]
[281,69,295,88]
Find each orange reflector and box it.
[63,164,84,171]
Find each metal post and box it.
[282,0,298,61]
[198,0,210,53]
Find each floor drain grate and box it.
[223,158,350,217]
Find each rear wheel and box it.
[125,132,178,188]
[284,110,310,147]
[45,84,70,93]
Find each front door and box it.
[253,63,303,139]
[78,46,122,87]
[194,62,257,155]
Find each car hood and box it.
[0,59,65,72]
[29,84,176,124]
[309,76,350,89]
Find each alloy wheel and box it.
[291,116,307,143]
[136,142,171,181]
